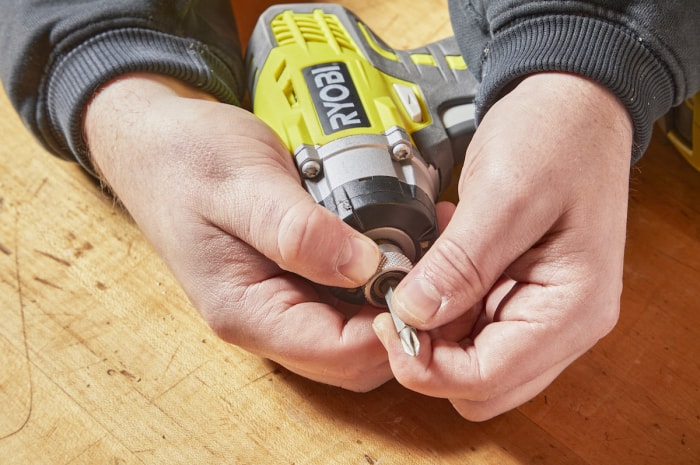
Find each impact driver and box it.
[246,3,478,355]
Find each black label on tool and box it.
[303,62,370,135]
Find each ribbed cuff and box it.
[477,15,675,162]
[40,27,245,175]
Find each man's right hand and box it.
[84,73,392,391]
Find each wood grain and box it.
[1,1,699,463]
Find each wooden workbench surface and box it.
[1,1,699,463]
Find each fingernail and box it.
[337,235,379,284]
[371,317,384,339]
[371,315,392,348]
[394,278,442,324]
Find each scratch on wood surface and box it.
[0,208,34,441]
[32,178,48,198]
[119,370,142,383]
[0,241,11,255]
[62,438,103,465]
[73,241,94,258]
[365,454,383,464]
[653,244,700,275]
[162,343,182,377]
[236,370,277,392]
[34,249,71,267]
[153,361,209,402]
[34,276,64,290]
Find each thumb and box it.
[261,179,382,287]
[196,108,382,289]
[390,163,561,329]
[219,164,381,289]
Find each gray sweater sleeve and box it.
[449,0,700,161]
[0,0,245,174]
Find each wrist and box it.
[513,73,633,142]
[472,13,672,161]
[84,73,218,180]
[463,71,633,214]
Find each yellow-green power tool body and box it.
[246,4,478,307]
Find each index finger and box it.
[373,283,597,403]
[211,272,393,392]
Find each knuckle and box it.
[285,348,386,392]
[276,201,323,266]
[338,362,370,384]
[592,299,620,340]
[195,280,261,348]
[197,287,242,342]
[468,374,499,402]
[451,400,499,422]
[457,352,498,402]
[393,347,497,403]
[339,369,383,393]
[571,279,622,344]
[393,365,434,393]
[394,366,495,402]
[596,279,623,336]
[346,381,380,393]
[424,236,487,300]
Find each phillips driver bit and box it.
[384,286,420,357]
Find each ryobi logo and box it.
[303,62,370,134]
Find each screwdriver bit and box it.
[384,287,420,357]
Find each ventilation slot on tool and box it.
[271,10,358,53]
